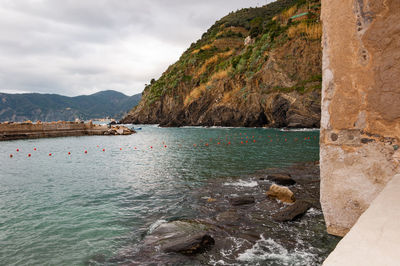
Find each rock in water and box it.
[216,210,240,225]
[267,173,296,186]
[163,234,215,255]
[272,200,312,222]
[266,184,295,203]
[230,196,255,206]
[143,220,215,255]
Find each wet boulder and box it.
[272,200,312,222]
[144,220,215,255]
[267,173,296,186]
[163,234,215,254]
[230,196,255,206]
[266,184,295,203]
[216,210,240,225]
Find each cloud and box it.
[0,0,271,96]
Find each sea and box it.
[0,125,335,265]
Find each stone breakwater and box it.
[0,121,134,141]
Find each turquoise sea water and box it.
[0,126,320,265]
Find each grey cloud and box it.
[0,0,272,96]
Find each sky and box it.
[0,0,273,96]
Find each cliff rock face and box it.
[320,0,400,236]
[122,0,322,127]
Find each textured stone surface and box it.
[266,184,295,203]
[272,200,312,222]
[266,173,296,186]
[321,0,400,236]
[0,121,109,140]
[229,196,255,206]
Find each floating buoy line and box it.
[7,133,318,158]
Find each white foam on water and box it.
[306,207,321,216]
[148,219,168,234]
[223,180,258,187]
[220,237,249,258]
[237,235,317,266]
[209,258,230,265]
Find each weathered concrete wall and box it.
[321,0,400,236]
[0,121,108,141]
[323,174,400,265]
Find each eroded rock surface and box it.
[272,200,312,222]
[106,162,340,265]
[267,184,296,203]
[266,173,296,186]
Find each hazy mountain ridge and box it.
[0,90,141,122]
[122,0,322,127]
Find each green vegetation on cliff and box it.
[124,0,322,127]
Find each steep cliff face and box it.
[122,0,322,127]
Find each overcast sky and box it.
[0,0,274,96]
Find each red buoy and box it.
[217,142,220,145]
[241,141,244,144]
[49,153,52,156]
[150,146,153,149]
[253,139,256,143]
[228,141,231,145]
[120,148,122,150]
[164,145,167,148]
[68,152,71,155]
[16,149,19,152]
[10,154,13,158]
[28,153,31,157]
[34,148,36,151]
[246,140,248,143]
[84,150,88,154]
[102,149,105,152]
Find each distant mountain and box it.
[0,90,141,122]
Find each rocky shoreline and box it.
[105,162,340,265]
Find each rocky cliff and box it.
[122,0,322,127]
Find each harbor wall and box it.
[0,121,108,141]
[320,0,400,236]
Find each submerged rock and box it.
[230,196,255,206]
[267,184,295,203]
[215,209,240,225]
[143,220,215,255]
[163,234,215,254]
[267,173,296,186]
[272,200,312,222]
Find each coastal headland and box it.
[0,121,134,141]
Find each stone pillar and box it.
[320,0,400,236]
